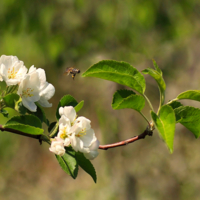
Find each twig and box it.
[99,128,153,150]
[0,125,47,145]
[0,125,153,149]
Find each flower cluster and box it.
[49,106,99,160]
[0,55,55,111]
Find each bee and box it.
[64,67,80,80]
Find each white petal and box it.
[63,106,76,123]
[39,83,55,99]
[59,115,71,127]
[89,138,100,151]
[75,116,91,130]
[28,65,36,73]
[59,107,64,116]
[37,68,47,88]
[37,97,52,107]
[84,150,99,160]
[22,97,37,112]
[81,128,96,147]
[64,138,71,147]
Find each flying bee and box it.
[64,67,80,80]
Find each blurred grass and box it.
[0,0,200,199]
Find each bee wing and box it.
[64,67,72,76]
[64,71,70,76]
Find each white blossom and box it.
[50,106,100,160]
[84,139,100,160]
[17,68,40,112]
[49,137,65,156]
[57,115,71,147]
[0,55,27,85]
[59,106,76,124]
[17,66,55,112]
[28,66,55,108]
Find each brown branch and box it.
[0,124,153,149]
[99,128,153,150]
[0,125,46,144]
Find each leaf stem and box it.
[139,111,150,125]
[143,94,154,111]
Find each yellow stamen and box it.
[22,87,34,97]
[76,128,86,137]
[8,67,20,79]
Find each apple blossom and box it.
[57,115,71,147]
[28,66,55,108]
[49,137,66,156]
[17,68,40,112]
[57,106,99,160]
[0,55,27,85]
[17,66,55,112]
[59,106,77,125]
[69,117,99,160]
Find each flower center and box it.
[60,127,69,139]
[22,88,34,97]
[76,128,86,137]
[8,67,19,79]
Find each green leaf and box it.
[56,95,78,120]
[75,152,97,183]
[112,89,145,112]
[152,59,162,75]
[3,115,43,135]
[48,122,59,138]
[75,100,84,113]
[15,101,27,115]
[3,93,20,108]
[177,90,200,102]
[167,101,183,111]
[174,106,200,138]
[0,109,9,118]
[142,68,166,105]
[55,147,78,179]
[28,103,49,125]
[151,105,176,153]
[82,60,146,94]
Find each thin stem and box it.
[166,98,178,105]
[99,127,153,150]
[143,94,154,111]
[0,123,153,150]
[139,111,150,125]
[49,122,59,138]
[0,125,50,144]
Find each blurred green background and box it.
[0,0,200,199]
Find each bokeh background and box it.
[0,0,200,199]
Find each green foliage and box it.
[74,100,84,113]
[3,93,20,108]
[151,105,176,153]
[55,147,78,179]
[82,60,146,94]
[75,152,97,183]
[142,63,166,106]
[15,101,27,115]
[174,106,200,138]
[56,95,78,120]
[177,90,200,102]
[112,89,145,112]
[152,59,162,75]
[0,109,9,118]
[48,122,59,138]
[3,115,44,135]
[28,103,49,125]
[167,101,183,111]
